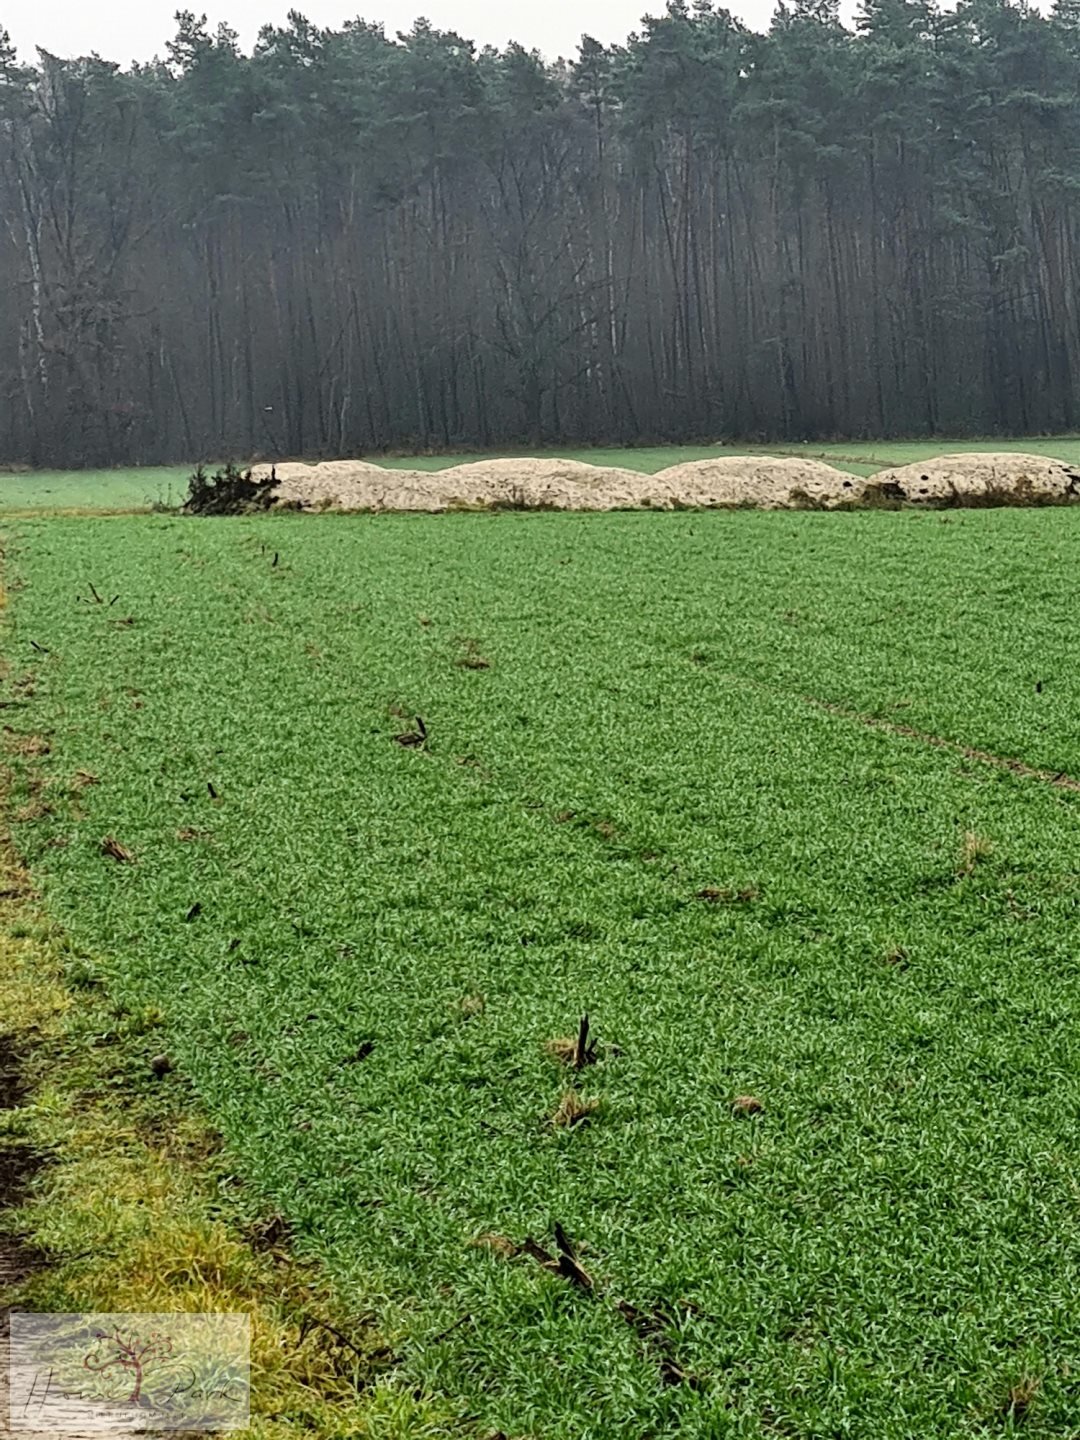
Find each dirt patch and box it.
[0,1037,27,1113]
[3,730,50,759]
[0,1035,46,1298]
[251,456,859,512]
[867,453,1080,506]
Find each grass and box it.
[0,467,191,513]
[8,434,1080,511]
[6,506,1080,1436]
[0,576,459,1440]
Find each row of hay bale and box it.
[250,453,1080,513]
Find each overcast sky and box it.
[2,0,786,66]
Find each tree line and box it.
[2,0,1080,466]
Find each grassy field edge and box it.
[0,562,466,1440]
[7,433,1080,512]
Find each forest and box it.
[2,0,1080,466]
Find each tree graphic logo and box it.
[10,1311,251,1432]
[83,1327,175,1407]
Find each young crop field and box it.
[6,505,1080,1437]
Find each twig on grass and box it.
[547,1013,599,1068]
[523,1223,593,1290]
[428,1314,472,1344]
[394,715,428,749]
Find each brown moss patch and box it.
[2,729,50,759]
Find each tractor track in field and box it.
[798,694,1080,795]
[692,661,1080,799]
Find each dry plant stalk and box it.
[522,1223,593,1290]
[958,830,994,876]
[551,1090,600,1129]
[546,1013,598,1069]
[731,1095,764,1117]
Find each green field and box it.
[7,505,1080,1436]
[7,434,1080,512]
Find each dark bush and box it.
[183,463,280,516]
